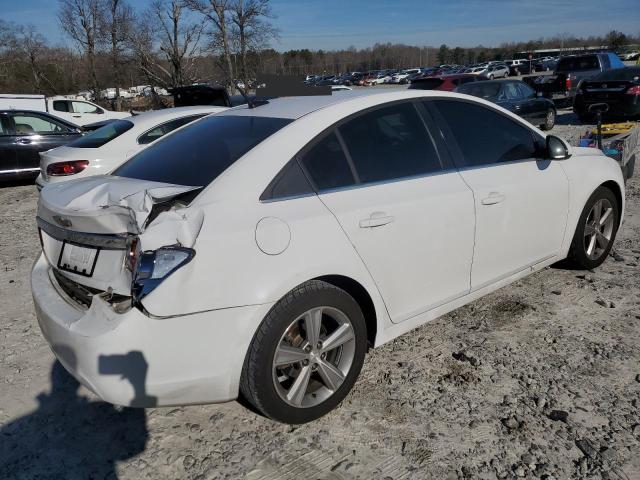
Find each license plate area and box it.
[57,241,100,277]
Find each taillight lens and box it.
[565,77,572,90]
[46,160,89,176]
[132,246,195,304]
[625,85,640,95]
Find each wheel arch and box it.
[600,180,623,220]
[313,274,378,349]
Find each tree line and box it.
[0,1,637,103]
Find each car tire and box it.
[566,186,619,270]
[240,280,368,424]
[540,109,556,130]
[488,74,494,79]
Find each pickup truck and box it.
[0,94,129,126]
[522,53,625,107]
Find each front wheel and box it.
[540,109,556,130]
[488,74,494,79]
[240,280,368,424]
[566,187,619,269]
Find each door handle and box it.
[359,213,394,228]
[481,192,506,205]
[72,115,82,118]
[15,138,32,145]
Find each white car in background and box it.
[390,68,421,84]
[32,90,624,424]
[36,106,226,188]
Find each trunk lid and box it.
[37,175,201,297]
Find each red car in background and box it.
[409,73,487,91]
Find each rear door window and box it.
[431,99,538,167]
[298,132,355,191]
[52,100,70,112]
[114,115,292,188]
[337,102,442,184]
[68,119,134,148]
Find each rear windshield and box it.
[409,78,444,90]
[457,82,501,99]
[591,67,640,81]
[556,55,600,72]
[69,119,134,148]
[113,115,292,188]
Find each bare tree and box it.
[100,0,133,109]
[153,0,204,86]
[16,26,60,94]
[185,0,235,87]
[128,0,204,93]
[229,0,277,86]
[58,0,102,100]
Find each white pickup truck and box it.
[0,94,129,126]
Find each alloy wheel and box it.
[584,198,615,260]
[272,306,356,408]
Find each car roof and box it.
[220,89,394,119]
[125,106,227,128]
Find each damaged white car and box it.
[32,90,625,424]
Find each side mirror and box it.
[546,135,571,160]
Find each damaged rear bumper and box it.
[31,253,273,407]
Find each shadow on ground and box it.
[0,349,150,480]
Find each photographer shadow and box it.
[0,347,153,480]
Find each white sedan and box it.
[32,90,624,424]
[36,106,227,188]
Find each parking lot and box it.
[1,110,639,479]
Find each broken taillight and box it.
[625,85,640,95]
[46,160,89,176]
[125,237,139,273]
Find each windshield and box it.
[69,119,134,148]
[113,115,292,188]
[457,82,502,99]
[591,67,640,81]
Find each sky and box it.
[3,0,640,51]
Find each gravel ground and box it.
[1,112,640,480]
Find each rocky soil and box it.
[1,112,639,479]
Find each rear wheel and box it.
[540,109,556,130]
[240,280,368,424]
[566,187,619,269]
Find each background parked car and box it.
[456,80,557,130]
[484,64,510,79]
[523,52,625,107]
[409,74,487,91]
[573,66,640,122]
[0,110,80,181]
[37,106,227,187]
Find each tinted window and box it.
[68,120,134,148]
[138,115,205,145]
[299,132,355,190]
[457,82,501,99]
[114,115,292,187]
[12,114,71,134]
[53,100,70,112]
[432,100,537,167]
[261,159,313,200]
[556,55,600,72]
[591,66,640,81]
[338,102,441,184]
[409,78,444,90]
